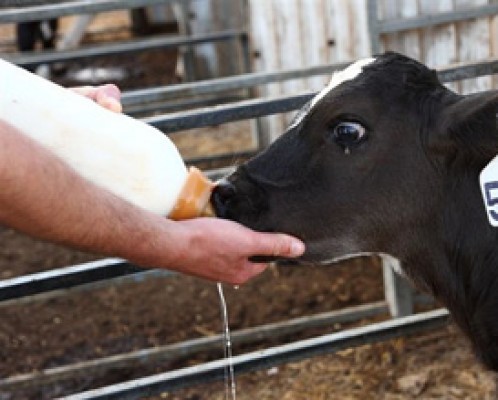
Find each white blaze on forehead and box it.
[310,57,376,109]
[287,57,376,130]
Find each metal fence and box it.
[1,0,497,398]
[0,0,179,22]
[0,55,496,397]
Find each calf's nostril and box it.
[211,180,237,218]
[215,181,237,200]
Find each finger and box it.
[95,84,122,113]
[250,233,305,258]
[70,86,95,98]
[96,84,121,101]
[230,261,268,285]
[70,85,122,113]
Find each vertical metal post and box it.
[381,255,414,318]
[367,0,382,55]
[240,32,251,75]
[240,0,267,152]
[174,0,196,82]
[58,14,94,50]
[218,0,238,76]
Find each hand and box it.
[70,84,122,113]
[168,218,305,285]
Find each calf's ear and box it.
[444,90,498,130]
[439,90,498,160]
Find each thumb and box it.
[250,232,305,258]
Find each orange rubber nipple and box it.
[168,166,215,220]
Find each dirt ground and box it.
[2,230,496,400]
[0,10,497,400]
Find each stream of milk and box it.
[217,283,237,400]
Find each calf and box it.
[212,52,498,369]
[16,20,58,74]
[17,20,58,52]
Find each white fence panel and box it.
[249,0,498,142]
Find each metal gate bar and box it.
[4,30,246,67]
[0,301,391,392]
[62,309,449,400]
[0,0,181,23]
[0,269,173,308]
[144,58,498,133]
[145,92,314,133]
[0,259,141,301]
[121,62,350,106]
[121,57,498,108]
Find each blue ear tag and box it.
[480,155,498,227]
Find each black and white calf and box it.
[212,52,498,370]
[17,19,58,52]
[16,19,58,75]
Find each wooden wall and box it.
[378,0,497,93]
[248,0,498,138]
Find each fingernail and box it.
[290,240,305,257]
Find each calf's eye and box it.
[332,121,367,152]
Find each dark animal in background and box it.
[16,19,58,72]
[17,19,58,51]
[212,52,498,370]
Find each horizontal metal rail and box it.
[0,258,141,301]
[125,95,246,117]
[0,0,180,23]
[145,92,314,133]
[379,3,498,34]
[4,30,246,67]
[122,57,498,109]
[142,57,498,133]
[0,301,391,392]
[0,0,72,6]
[122,62,350,106]
[0,268,174,308]
[63,309,449,400]
[437,57,498,83]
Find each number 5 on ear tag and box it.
[480,155,498,227]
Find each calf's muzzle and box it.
[211,179,237,219]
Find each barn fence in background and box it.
[249,0,498,139]
[0,0,497,398]
[0,0,250,80]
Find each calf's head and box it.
[213,52,498,368]
[214,52,497,264]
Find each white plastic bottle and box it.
[0,59,214,219]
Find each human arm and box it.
[0,89,304,284]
